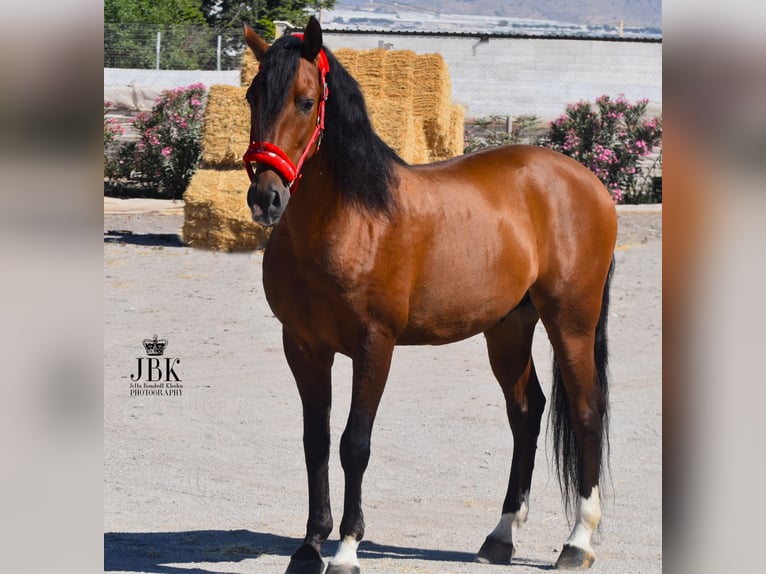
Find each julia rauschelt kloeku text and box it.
[129,335,183,397]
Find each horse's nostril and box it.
[271,191,281,209]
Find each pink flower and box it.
[161,146,172,157]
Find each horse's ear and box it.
[243,22,269,62]
[301,16,323,61]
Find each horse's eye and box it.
[297,98,315,114]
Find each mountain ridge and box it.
[334,0,662,29]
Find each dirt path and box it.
[104,205,661,573]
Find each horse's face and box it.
[243,22,325,227]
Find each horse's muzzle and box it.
[247,171,290,226]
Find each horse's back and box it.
[404,144,616,262]
[418,144,613,209]
[432,144,617,269]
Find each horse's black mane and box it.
[247,35,403,212]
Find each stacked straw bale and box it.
[199,85,250,168]
[184,44,463,251]
[239,52,259,89]
[413,53,458,161]
[184,53,258,251]
[182,170,270,251]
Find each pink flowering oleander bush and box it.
[103,101,123,148]
[542,95,662,203]
[104,84,206,199]
[132,83,206,199]
[104,101,134,182]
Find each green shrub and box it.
[104,84,206,199]
[464,114,540,153]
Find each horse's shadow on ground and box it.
[104,530,553,573]
[104,229,186,247]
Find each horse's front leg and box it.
[327,329,395,574]
[283,328,335,574]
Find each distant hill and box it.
[335,0,662,29]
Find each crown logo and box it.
[143,335,168,356]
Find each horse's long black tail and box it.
[551,257,614,516]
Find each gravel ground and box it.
[104,204,661,574]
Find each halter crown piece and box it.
[243,34,330,195]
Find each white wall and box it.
[322,33,662,121]
[104,68,240,111]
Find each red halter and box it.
[243,35,330,195]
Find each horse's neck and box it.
[281,155,342,241]
[280,154,394,260]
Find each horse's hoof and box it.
[324,564,361,574]
[554,544,596,570]
[285,544,325,574]
[475,535,516,564]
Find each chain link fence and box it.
[105,23,246,71]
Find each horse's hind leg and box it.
[282,328,335,574]
[476,299,545,564]
[533,273,611,570]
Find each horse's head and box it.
[243,17,328,226]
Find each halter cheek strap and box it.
[243,37,330,195]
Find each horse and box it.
[241,17,617,574]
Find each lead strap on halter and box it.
[243,35,330,195]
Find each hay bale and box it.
[332,48,444,163]
[240,49,259,87]
[336,49,458,162]
[350,49,387,100]
[182,169,270,251]
[238,47,461,163]
[383,50,416,103]
[200,85,250,169]
[367,98,427,164]
[412,53,454,158]
[440,104,466,160]
[333,48,359,78]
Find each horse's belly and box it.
[395,226,534,345]
[397,322,489,346]
[398,289,525,345]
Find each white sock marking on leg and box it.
[514,490,530,527]
[328,536,360,567]
[565,486,602,554]
[489,512,515,544]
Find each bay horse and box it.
[242,17,617,574]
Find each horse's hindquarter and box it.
[396,145,617,344]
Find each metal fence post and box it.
[156,31,161,70]
[216,35,221,71]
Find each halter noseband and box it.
[243,35,330,195]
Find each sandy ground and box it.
[104,202,661,573]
